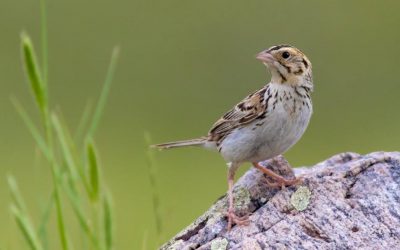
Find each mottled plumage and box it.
[153,45,313,230]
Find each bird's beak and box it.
[256,51,275,64]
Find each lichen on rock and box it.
[210,238,228,250]
[290,186,311,211]
[233,186,251,211]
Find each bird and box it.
[152,45,313,230]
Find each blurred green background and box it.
[1,0,399,249]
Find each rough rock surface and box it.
[160,152,400,250]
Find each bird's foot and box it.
[225,209,250,231]
[253,161,302,189]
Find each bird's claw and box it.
[225,210,250,231]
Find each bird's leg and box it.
[225,163,249,231]
[252,160,301,188]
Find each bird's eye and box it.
[282,51,290,59]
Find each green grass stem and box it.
[86,140,100,202]
[51,114,79,180]
[40,0,48,87]
[87,47,119,140]
[11,205,44,250]
[103,191,114,250]
[11,97,51,160]
[7,176,28,213]
[12,3,117,249]
[37,190,55,250]
[8,176,43,250]
[144,132,163,244]
[75,100,93,143]
[64,186,100,249]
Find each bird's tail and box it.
[151,137,207,150]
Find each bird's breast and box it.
[219,87,312,163]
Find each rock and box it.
[160,152,400,250]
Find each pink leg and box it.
[252,161,302,188]
[225,163,249,230]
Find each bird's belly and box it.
[220,104,311,163]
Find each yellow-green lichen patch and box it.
[233,186,251,210]
[290,186,311,211]
[211,238,228,250]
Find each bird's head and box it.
[256,45,312,88]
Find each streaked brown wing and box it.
[208,85,269,142]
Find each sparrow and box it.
[152,45,313,230]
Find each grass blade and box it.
[86,140,100,202]
[37,190,55,250]
[75,100,93,143]
[7,176,27,213]
[52,183,69,250]
[103,191,114,250]
[87,47,119,139]
[51,114,78,180]
[55,110,93,198]
[40,0,48,87]
[21,27,69,250]
[8,176,43,250]
[11,97,51,160]
[64,187,100,249]
[21,33,47,114]
[144,132,163,243]
[11,206,44,250]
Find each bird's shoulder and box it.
[208,84,270,142]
